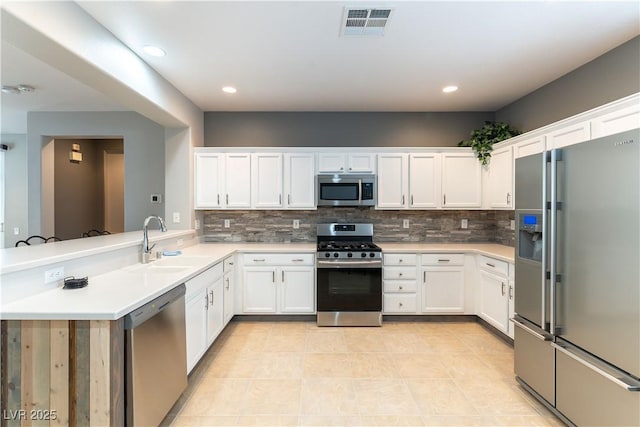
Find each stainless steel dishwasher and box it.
[124,284,187,426]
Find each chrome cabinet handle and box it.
[506,192,511,204]
[399,302,403,307]
[398,272,403,277]
[509,285,513,299]
[340,167,344,171]
[272,271,276,283]
[292,258,304,262]
[486,263,495,268]
[253,258,266,262]
[217,194,220,205]
[443,194,446,205]
[423,271,427,282]
[288,194,291,205]
[226,278,230,290]
[279,194,282,204]
[349,167,352,171]
[205,294,208,309]
[282,270,284,282]
[438,259,450,263]
[501,282,506,296]
[399,285,403,290]
[402,195,405,205]
[411,195,414,205]
[229,262,234,265]
[226,194,229,204]
[399,259,403,263]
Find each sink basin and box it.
[153,256,209,267]
[145,265,192,274]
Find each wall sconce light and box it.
[69,143,83,162]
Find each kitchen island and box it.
[0,233,513,426]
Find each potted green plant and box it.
[458,121,521,165]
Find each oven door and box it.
[316,260,382,311]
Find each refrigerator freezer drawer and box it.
[514,323,555,405]
[556,346,640,427]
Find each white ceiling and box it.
[2,1,639,133]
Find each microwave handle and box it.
[358,179,362,203]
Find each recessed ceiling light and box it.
[442,85,459,93]
[143,45,166,57]
[222,86,237,94]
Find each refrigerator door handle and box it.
[511,316,552,341]
[541,152,549,330]
[552,342,640,392]
[549,149,560,334]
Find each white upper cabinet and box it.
[377,153,408,209]
[317,153,375,173]
[225,153,252,208]
[284,153,316,209]
[252,153,283,209]
[591,102,640,138]
[441,152,482,208]
[484,145,514,209]
[194,152,224,209]
[409,153,441,208]
[514,135,546,159]
[545,120,591,149]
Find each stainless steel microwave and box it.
[316,174,376,207]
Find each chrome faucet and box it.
[142,215,167,263]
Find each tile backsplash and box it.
[203,208,515,246]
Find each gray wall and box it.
[1,133,27,247]
[203,208,515,246]
[26,111,165,237]
[53,138,122,240]
[204,112,494,147]
[496,36,640,132]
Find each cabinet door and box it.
[194,152,224,209]
[421,267,464,313]
[243,267,277,313]
[207,278,224,345]
[185,290,207,373]
[441,152,482,208]
[409,153,441,208]
[486,146,513,209]
[377,153,408,209]
[514,135,545,159]
[280,267,315,313]
[478,270,509,333]
[317,153,345,173]
[508,278,515,339]
[284,153,316,209]
[223,270,234,325]
[546,120,591,149]
[591,103,640,138]
[347,154,376,173]
[225,153,251,208]
[252,153,283,208]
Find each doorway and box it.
[43,138,124,240]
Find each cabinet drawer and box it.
[421,253,464,266]
[384,280,417,293]
[384,294,417,313]
[478,255,509,277]
[243,253,314,266]
[223,256,235,272]
[383,267,417,280]
[384,253,417,266]
[186,263,222,297]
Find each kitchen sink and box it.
[152,256,210,267]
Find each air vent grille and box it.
[342,7,393,36]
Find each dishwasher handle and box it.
[124,284,186,329]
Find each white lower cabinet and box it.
[383,253,418,314]
[223,256,235,324]
[242,253,315,314]
[185,262,224,373]
[477,255,511,335]
[420,254,465,313]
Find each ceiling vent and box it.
[341,7,393,36]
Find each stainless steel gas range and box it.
[316,223,382,327]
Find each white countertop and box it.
[1,241,511,321]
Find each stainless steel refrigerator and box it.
[513,128,640,426]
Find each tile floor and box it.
[164,319,566,426]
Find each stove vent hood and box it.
[341,7,393,36]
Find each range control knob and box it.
[324,252,331,258]
[361,252,367,258]
[347,252,353,258]
[369,252,376,258]
[333,252,339,258]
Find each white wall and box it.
[2,2,204,236]
[0,134,28,247]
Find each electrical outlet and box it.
[510,220,516,230]
[173,212,181,223]
[195,219,201,230]
[224,219,230,228]
[13,227,19,235]
[44,266,64,284]
[293,219,300,229]
[177,238,184,247]
[461,219,468,229]
[402,219,410,229]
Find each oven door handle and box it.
[317,260,382,269]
